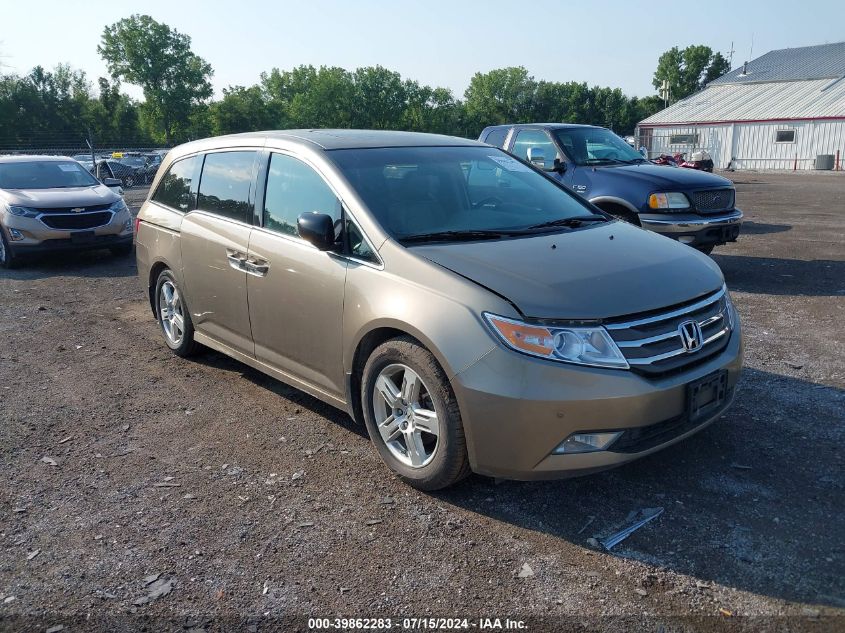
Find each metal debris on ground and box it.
[599,507,664,551]
[133,575,173,606]
[26,549,40,560]
[41,456,58,466]
[517,563,534,578]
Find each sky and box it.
[2,0,844,101]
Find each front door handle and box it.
[226,249,248,271]
[244,257,270,277]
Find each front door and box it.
[180,150,259,356]
[246,152,348,398]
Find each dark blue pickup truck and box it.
[479,123,742,254]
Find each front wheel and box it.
[361,336,470,490]
[0,229,20,269]
[154,269,200,357]
[697,244,715,255]
[122,175,135,188]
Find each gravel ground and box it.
[1,173,843,632]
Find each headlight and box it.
[483,313,629,369]
[724,289,737,330]
[109,199,128,213]
[7,205,40,218]
[648,192,690,210]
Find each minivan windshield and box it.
[330,146,604,242]
[553,128,646,166]
[0,160,101,189]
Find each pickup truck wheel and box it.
[361,336,471,490]
[596,204,640,226]
[697,245,715,255]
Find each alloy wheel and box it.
[159,280,185,347]
[372,363,440,468]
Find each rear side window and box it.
[152,156,198,212]
[197,151,257,223]
[263,153,341,237]
[482,128,508,148]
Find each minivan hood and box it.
[0,184,119,208]
[412,222,724,320]
[591,163,733,190]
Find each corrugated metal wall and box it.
[637,120,845,170]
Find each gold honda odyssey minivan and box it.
[135,130,742,490]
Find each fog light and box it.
[679,236,695,244]
[553,431,622,454]
[8,228,24,241]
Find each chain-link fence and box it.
[0,132,170,189]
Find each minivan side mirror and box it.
[297,212,336,251]
[527,147,546,169]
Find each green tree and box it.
[209,85,274,135]
[464,67,537,134]
[98,14,213,144]
[653,45,731,102]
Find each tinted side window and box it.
[152,155,198,212]
[483,128,508,148]
[197,151,257,223]
[264,153,341,237]
[512,129,557,162]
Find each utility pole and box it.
[659,80,670,108]
[728,41,735,68]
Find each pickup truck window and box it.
[512,129,558,163]
[483,128,508,148]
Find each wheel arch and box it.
[345,320,457,426]
[590,196,641,225]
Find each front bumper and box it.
[451,323,743,480]
[639,209,743,247]
[2,210,133,255]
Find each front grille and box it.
[605,287,731,376]
[40,212,112,230]
[36,204,112,214]
[691,188,735,213]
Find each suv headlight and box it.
[648,192,690,210]
[109,199,128,213]
[483,313,629,369]
[724,289,738,330]
[7,205,40,218]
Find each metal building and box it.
[636,42,845,170]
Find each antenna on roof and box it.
[728,41,735,68]
[749,34,754,61]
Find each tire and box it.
[361,336,471,491]
[0,228,20,269]
[697,245,715,255]
[154,269,200,357]
[598,205,640,226]
[110,243,133,257]
[122,175,135,188]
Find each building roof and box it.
[713,41,845,85]
[639,78,845,126]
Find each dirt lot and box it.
[1,172,843,632]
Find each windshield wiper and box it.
[398,229,507,244]
[527,215,607,230]
[583,157,630,165]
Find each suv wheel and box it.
[154,269,199,357]
[122,175,135,188]
[361,336,471,490]
[0,229,20,269]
